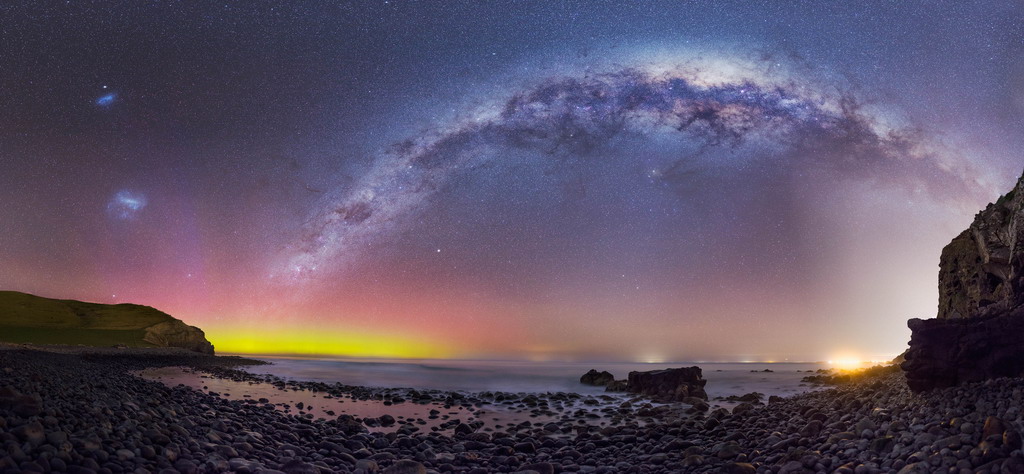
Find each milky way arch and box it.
[274,62,975,282]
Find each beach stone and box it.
[14,421,45,446]
[173,459,198,474]
[279,459,317,473]
[520,462,554,474]
[724,461,755,473]
[10,394,43,417]
[682,455,704,467]
[682,396,709,411]
[604,379,628,392]
[1004,428,1022,449]
[983,416,1006,439]
[800,420,822,438]
[732,402,754,415]
[514,442,536,453]
[383,460,426,474]
[716,442,741,459]
[354,459,379,472]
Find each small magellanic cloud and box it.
[107,190,147,220]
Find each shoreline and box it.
[1,347,1022,473]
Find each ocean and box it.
[237,356,835,400]
[141,357,843,434]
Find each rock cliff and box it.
[937,173,1024,320]
[903,171,1024,391]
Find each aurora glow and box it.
[1,1,1021,362]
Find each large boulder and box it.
[903,309,1024,391]
[625,366,708,401]
[903,170,1024,391]
[579,369,615,386]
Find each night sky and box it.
[2,1,1023,362]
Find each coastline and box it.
[1,346,1022,473]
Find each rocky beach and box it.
[2,345,1024,473]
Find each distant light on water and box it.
[638,353,666,364]
[827,355,867,371]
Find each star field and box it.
[1,1,1022,361]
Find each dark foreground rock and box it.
[904,170,1024,391]
[903,309,1024,391]
[627,366,708,401]
[579,369,614,386]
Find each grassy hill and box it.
[0,291,214,352]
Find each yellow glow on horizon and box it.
[828,356,866,371]
[206,327,454,359]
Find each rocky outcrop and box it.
[937,173,1024,320]
[583,366,709,400]
[903,309,1024,391]
[579,369,614,386]
[903,171,1024,391]
[142,321,215,355]
[624,366,708,401]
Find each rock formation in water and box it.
[903,171,1024,391]
[579,369,615,386]
[585,366,709,401]
[0,290,215,354]
[625,367,708,401]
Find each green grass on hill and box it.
[0,290,179,348]
[0,290,173,330]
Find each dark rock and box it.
[732,402,755,415]
[624,366,708,401]
[520,462,554,474]
[724,462,756,474]
[604,379,628,392]
[904,170,1024,391]
[903,309,1024,391]
[579,369,615,386]
[936,174,1024,321]
[382,460,426,474]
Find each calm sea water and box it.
[238,356,836,400]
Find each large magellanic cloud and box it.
[273,56,981,282]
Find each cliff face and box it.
[142,321,215,355]
[903,172,1024,391]
[938,175,1024,320]
[0,291,215,354]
